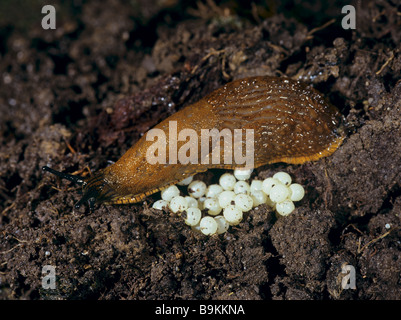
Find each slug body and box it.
[44,76,345,208]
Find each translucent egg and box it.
[177,175,194,186]
[200,216,218,235]
[273,172,292,186]
[223,205,243,226]
[250,190,267,207]
[161,185,180,201]
[262,177,280,195]
[233,168,253,181]
[204,198,222,216]
[184,207,202,226]
[234,181,250,194]
[234,194,253,212]
[214,216,230,234]
[185,196,199,208]
[269,184,290,203]
[289,183,305,201]
[219,173,236,191]
[169,196,188,213]
[188,180,207,198]
[152,200,169,210]
[218,190,236,208]
[276,200,295,216]
[205,184,224,198]
[250,180,263,193]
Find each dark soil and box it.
[1,0,401,300]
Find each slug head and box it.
[42,166,113,210]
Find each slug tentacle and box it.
[42,166,86,186]
[42,166,116,209]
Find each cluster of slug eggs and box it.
[152,169,305,236]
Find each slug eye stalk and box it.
[42,166,109,210]
[42,166,86,186]
[42,166,93,209]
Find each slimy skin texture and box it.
[45,76,345,207]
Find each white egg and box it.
[152,200,169,210]
[214,216,230,234]
[169,196,188,213]
[233,168,253,181]
[223,205,243,226]
[200,216,218,235]
[219,173,236,191]
[276,200,295,216]
[161,185,180,201]
[269,184,290,203]
[273,172,292,186]
[262,177,280,195]
[218,190,236,208]
[289,183,305,201]
[177,175,194,186]
[188,180,207,198]
[184,207,202,226]
[234,194,253,212]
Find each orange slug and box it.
[43,76,345,209]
